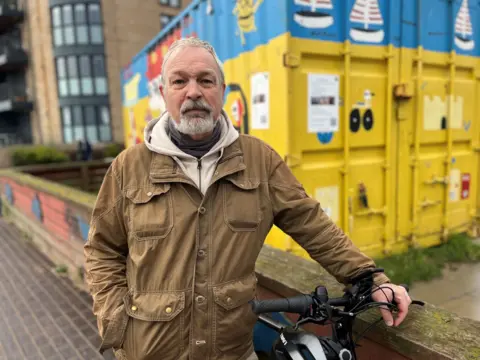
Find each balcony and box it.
[0,1,24,34]
[0,43,27,72]
[0,82,32,113]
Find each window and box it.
[62,5,75,45]
[52,7,63,46]
[88,4,103,44]
[61,105,112,144]
[67,56,80,95]
[79,55,93,95]
[92,55,108,95]
[56,55,108,96]
[56,57,68,97]
[72,105,84,140]
[84,105,99,143]
[62,107,73,143]
[159,0,181,7]
[160,14,173,28]
[51,3,104,46]
[99,106,112,141]
[74,4,88,44]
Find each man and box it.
[84,38,411,360]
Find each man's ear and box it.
[160,82,165,98]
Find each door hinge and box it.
[283,53,300,68]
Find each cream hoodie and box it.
[144,110,240,194]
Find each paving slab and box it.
[0,218,115,360]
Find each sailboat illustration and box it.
[294,0,334,29]
[349,0,384,43]
[454,0,474,51]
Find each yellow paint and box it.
[232,0,263,45]
[423,95,464,130]
[122,33,480,260]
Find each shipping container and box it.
[121,0,480,259]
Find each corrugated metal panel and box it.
[121,0,480,258]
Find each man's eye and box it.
[201,79,214,84]
[173,79,185,85]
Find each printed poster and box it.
[308,74,340,133]
[251,72,269,129]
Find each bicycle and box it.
[250,268,425,360]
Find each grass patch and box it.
[375,233,480,286]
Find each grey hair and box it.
[160,38,225,87]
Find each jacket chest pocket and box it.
[223,179,261,232]
[126,184,173,241]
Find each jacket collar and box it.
[148,137,245,185]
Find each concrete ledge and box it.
[256,246,480,360]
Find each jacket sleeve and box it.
[267,147,390,287]
[84,159,129,353]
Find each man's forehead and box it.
[170,68,217,76]
[165,46,219,73]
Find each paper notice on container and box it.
[308,74,340,133]
[251,72,269,129]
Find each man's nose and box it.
[186,80,202,100]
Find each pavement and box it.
[409,261,480,321]
[0,219,115,360]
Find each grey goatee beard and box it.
[174,99,216,135]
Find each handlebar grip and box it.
[249,295,313,315]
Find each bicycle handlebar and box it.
[250,294,350,315]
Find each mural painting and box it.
[349,0,385,43]
[455,0,474,51]
[294,0,334,29]
[224,83,250,134]
[233,0,264,45]
[350,89,375,133]
[0,178,90,244]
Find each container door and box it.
[286,41,397,259]
[395,49,479,248]
[395,0,480,249]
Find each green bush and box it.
[104,143,123,158]
[12,146,69,166]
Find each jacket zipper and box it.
[197,159,202,193]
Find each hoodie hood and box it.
[145,110,239,160]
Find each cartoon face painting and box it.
[233,0,263,44]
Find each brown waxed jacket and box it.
[83,134,389,360]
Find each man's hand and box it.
[371,284,412,327]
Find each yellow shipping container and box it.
[122,0,480,259]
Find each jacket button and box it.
[147,191,152,196]
[165,307,172,314]
[131,305,137,311]
[195,295,205,304]
[226,297,232,304]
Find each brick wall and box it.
[23,0,62,145]
[101,0,192,143]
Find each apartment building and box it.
[0,0,190,147]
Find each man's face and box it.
[160,46,225,138]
